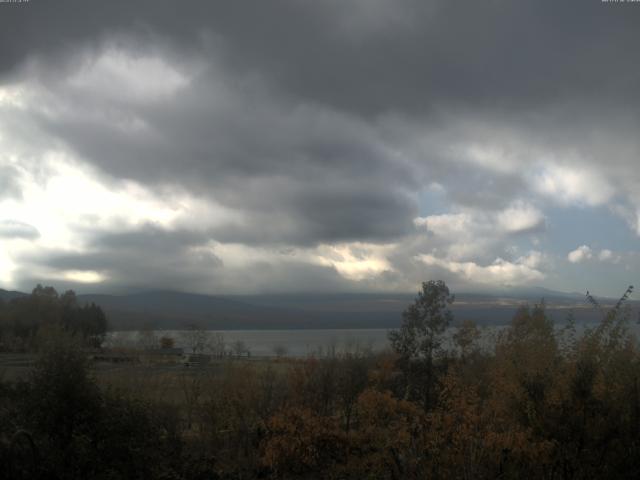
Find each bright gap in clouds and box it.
[0,155,184,284]
[63,270,107,284]
[314,243,394,281]
[4,157,180,242]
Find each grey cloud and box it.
[0,220,39,239]
[207,181,417,246]
[0,166,22,200]
[5,1,639,217]
[3,0,640,294]
[21,58,421,246]
[87,225,215,255]
[14,224,355,294]
[3,1,640,115]
[17,224,222,292]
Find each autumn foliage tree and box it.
[388,280,454,410]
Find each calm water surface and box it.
[108,322,638,357]
[108,328,392,357]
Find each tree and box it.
[31,284,58,300]
[262,407,346,477]
[159,336,175,349]
[233,340,248,357]
[211,332,225,357]
[388,280,454,409]
[77,303,108,348]
[24,344,103,472]
[181,324,211,355]
[2,286,108,351]
[453,319,481,360]
[272,344,288,358]
[137,323,158,351]
[336,353,369,432]
[19,344,184,479]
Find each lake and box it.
[107,321,639,358]
[107,328,394,357]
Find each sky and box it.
[0,0,639,297]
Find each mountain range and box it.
[2,286,634,331]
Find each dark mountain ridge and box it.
[2,287,635,331]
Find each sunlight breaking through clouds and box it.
[314,243,395,281]
[62,270,107,284]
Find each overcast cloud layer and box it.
[1,0,639,296]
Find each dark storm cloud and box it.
[208,184,416,246]
[87,226,216,255]
[3,0,639,113]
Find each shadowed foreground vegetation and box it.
[1,281,640,479]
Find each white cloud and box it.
[414,212,489,261]
[416,201,544,239]
[567,245,621,264]
[417,253,544,286]
[410,205,548,291]
[626,206,640,238]
[598,249,613,261]
[516,250,544,269]
[414,212,473,237]
[0,85,26,109]
[496,201,545,233]
[568,245,593,263]
[413,201,545,267]
[597,248,622,263]
[536,164,614,207]
[461,143,518,174]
